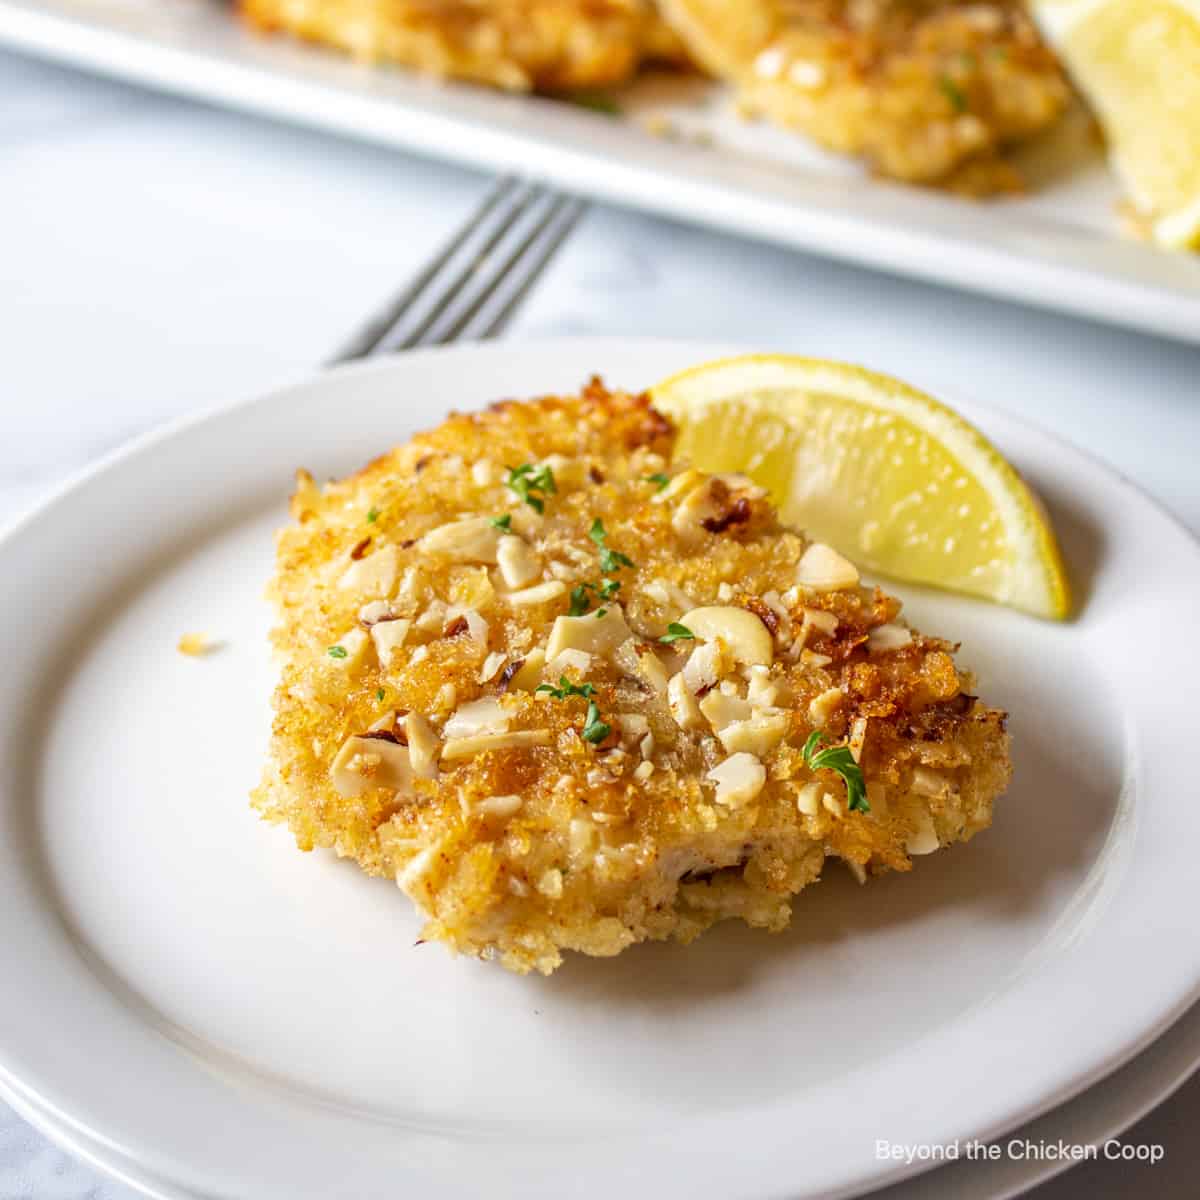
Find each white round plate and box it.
[1,338,1197,1200]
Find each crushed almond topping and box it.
[868,623,913,653]
[496,534,542,590]
[808,686,844,725]
[371,618,412,668]
[707,752,766,807]
[444,697,510,739]
[716,710,789,757]
[702,496,752,533]
[496,657,525,692]
[536,868,564,899]
[478,651,508,684]
[680,606,774,668]
[505,647,546,691]
[906,810,941,856]
[330,734,412,798]
[742,595,780,638]
[796,542,860,591]
[469,794,523,821]
[546,605,631,661]
[421,517,502,563]
[505,580,568,607]
[848,716,869,763]
[338,542,399,595]
[796,781,823,816]
[445,605,489,645]
[441,730,552,760]
[328,628,370,671]
[404,712,439,779]
[358,599,397,626]
[668,671,705,730]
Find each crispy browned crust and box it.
[658,0,1070,191]
[255,380,1011,973]
[238,0,689,92]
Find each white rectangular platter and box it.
[5,0,1200,344]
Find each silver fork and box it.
[329,176,586,364]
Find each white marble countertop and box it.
[1,45,1198,1200]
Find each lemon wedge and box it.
[651,355,1070,619]
[1032,0,1200,249]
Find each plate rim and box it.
[5,998,1197,1200]
[1,337,1199,1200]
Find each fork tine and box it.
[476,196,587,341]
[326,174,518,364]
[431,191,578,347]
[386,182,546,353]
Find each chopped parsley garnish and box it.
[569,577,621,616]
[659,622,696,644]
[536,676,596,701]
[538,676,612,745]
[327,645,348,659]
[490,513,512,530]
[366,507,380,523]
[569,585,591,617]
[645,472,670,491]
[595,608,608,618]
[376,688,386,702]
[803,730,869,813]
[588,518,636,573]
[939,75,967,113]
[581,701,611,744]
[506,463,556,513]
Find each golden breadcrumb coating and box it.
[254,379,1011,974]
[657,0,1070,191]
[239,0,688,92]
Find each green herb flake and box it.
[327,645,349,659]
[645,472,670,491]
[581,701,612,745]
[366,507,380,523]
[602,546,634,573]
[536,676,596,702]
[939,75,967,113]
[376,688,386,702]
[569,585,592,617]
[505,463,557,513]
[659,622,696,644]
[802,730,869,813]
[570,578,622,617]
[588,517,636,573]
[490,514,513,530]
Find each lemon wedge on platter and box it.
[1032,0,1200,249]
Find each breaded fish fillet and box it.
[239,0,687,92]
[254,380,1010,974]
[657,0,1070,191]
